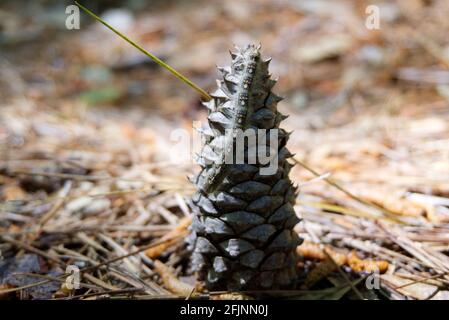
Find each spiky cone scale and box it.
[188,45,302,291]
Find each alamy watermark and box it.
[365,5,380,30]
[365,267,381,290]
[65,5,80,30]
[65,265,80,290]
[169,122,279,176]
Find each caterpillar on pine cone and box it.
[188,44,302,291]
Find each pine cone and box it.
[188,44,302,291]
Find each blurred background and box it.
[1,0,448,199]
[1,0,449,299]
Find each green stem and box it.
[75,1,212,101]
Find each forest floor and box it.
[1,0,449,299]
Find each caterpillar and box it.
[198,49,258,193]
[189,44,302,291]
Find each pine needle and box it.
[74,1,212,101]
[293,157,404,224]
